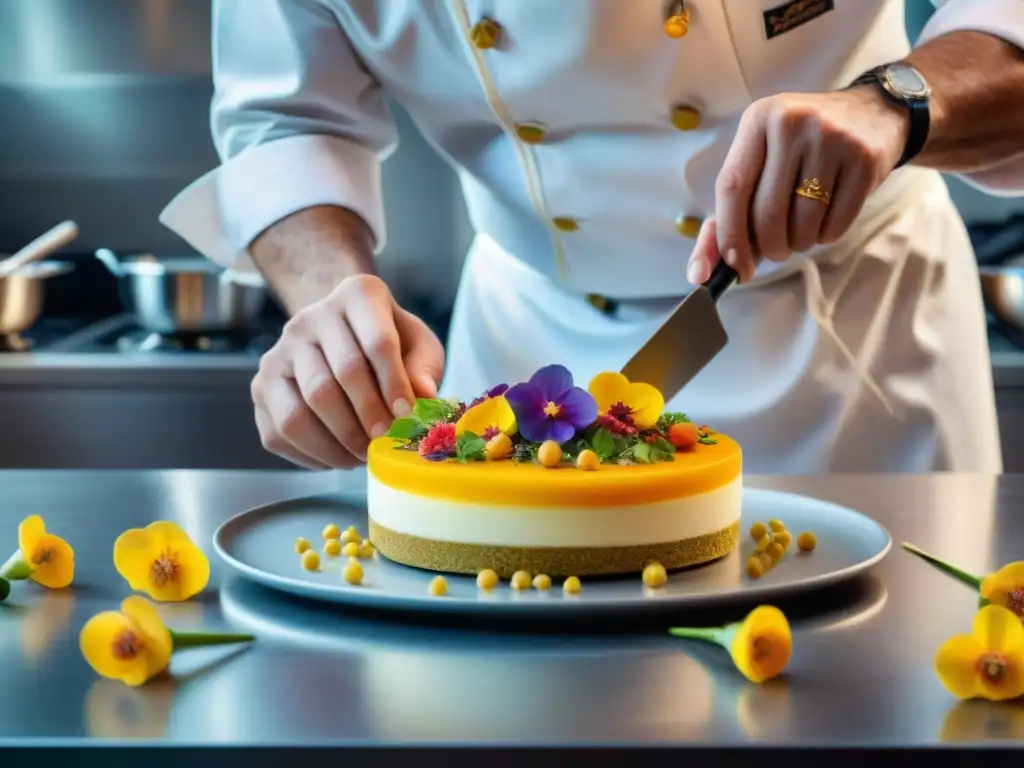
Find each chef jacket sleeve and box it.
[160,0,398,271]
[917,0,1024,196]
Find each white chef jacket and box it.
[161,0,1024,474]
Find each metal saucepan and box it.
[0,262,75,350]
[95,249,267,334]
[980,260,1024,348]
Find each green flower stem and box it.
[170,630,256,650]
[0,551,34,581]
[901,542,982,590]
[668,626,730,647]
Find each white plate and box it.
[213,487,891,617]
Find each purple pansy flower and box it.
[468,383,509,409]
[505,365,598,444]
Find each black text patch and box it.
[763,0,835,39]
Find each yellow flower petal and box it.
[113,527,158,592]
[141,521,194,548]
[974,604,1024,653]
[935,634,985,699]
[978,651,1024,702]
[80,611,153,687]
[587,372,628,413]
[172,538,211,601]
[120,596,173,677]
[730,606,792,684]
[455,395,517,436]
[624,382,665,429]
[113,522,210,602]
[981,562,1024,612]
[18,515,46,554]
[26,533,74,589]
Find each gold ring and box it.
[795,177,831,206]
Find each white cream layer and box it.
[367,476,742,548]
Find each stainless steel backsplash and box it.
[0,0,469,303]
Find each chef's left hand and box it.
[687,87,910,286]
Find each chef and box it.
[162,0,1024,474]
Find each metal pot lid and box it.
[0,261,74,280]
[117,255,225,276]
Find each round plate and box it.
[213,487,891,617]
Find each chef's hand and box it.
[251,274,445,470]
[687,86,910,285]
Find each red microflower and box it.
[596,414,637,436]
[418,422,456,460]
[480,426,501,441]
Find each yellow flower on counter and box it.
[935,605,1024,702]
[113,521,210,602]
[903,543,1024,619]
[80,596,254,687]
[0,515,75,589]
[670,605,792,684]
[587,372,664,429]
[982,563,1024,619]
[455,395,517,437]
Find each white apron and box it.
[441,166,1003,474]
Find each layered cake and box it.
[367,365,741,577]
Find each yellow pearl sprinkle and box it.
[510,570,532,590]
[428,576,448,596]
[769,519,786,533]
[358,539,375,558]
[323,538,342,557]
[746,556,765,579]
[294,537,311,555]
[766,542,785,563]
[797,532,818,552]
[340,529,359,545]
[533,574,552,591]
[322,523,341,540]
[342,541,360,557]
[563,576,582,595]
[749,522,768,542]
[301,549,320,571]
[342,559,363,585]
[642,562,668,588]
[477,569,499,590]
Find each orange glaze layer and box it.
[367,435,742,507]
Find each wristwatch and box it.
[850,62,931,168]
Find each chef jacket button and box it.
[676,215,702,238]
[664,8,690,38]
[552,217,579,232]
[515,123,547,143]
[469,17,502,49]
[670,105,702,131]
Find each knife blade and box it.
[620,259,742,400]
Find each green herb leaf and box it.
[697,437,718,445]
[590,429,618,461]
[455,431,487,462]
[413,398,455,425]
[384,416,428,442]
[656,411,690,430]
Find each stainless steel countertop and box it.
[0,470,1021,747]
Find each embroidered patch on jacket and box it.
[763,0,835,39]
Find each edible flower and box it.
[935,605,1024,701]
[468,383,509,409]
[113,521,210,602]
[419,422,457,460]
[0,515,75,590]
[588,372,665,431]
[455,395,517,439]
[902,543,1024,618]
[80,596,254,687]
[669,605,792,684]
[505,365,598,444]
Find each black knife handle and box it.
[704,260,740,301]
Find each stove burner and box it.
[115,330,275,355]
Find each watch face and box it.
[885,64,929,98]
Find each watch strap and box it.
[850,65,930,168]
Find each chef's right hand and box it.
[251,274,445,470]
